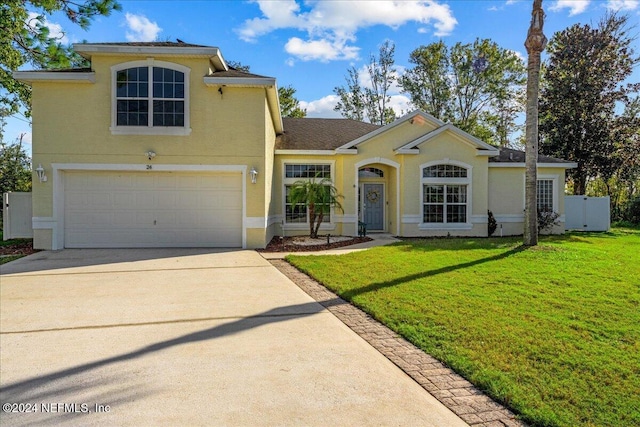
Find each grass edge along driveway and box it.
[287,228,640,427]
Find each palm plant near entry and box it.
[288,177,343,239]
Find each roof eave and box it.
[73,43,222,59]
[477,150,500,157]
[13,71,96,83]
[203,76,276,87]
[275,149,336,156]
[489,162,578,168]
[394,148,420,155]
[335,148,358,155]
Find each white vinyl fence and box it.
[2,192,33,240]
[565,196,610,232]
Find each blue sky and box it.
[5,0,640,153]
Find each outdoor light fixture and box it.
[146,151,156,160]
[35,164,47,182]
[249,167,258,184]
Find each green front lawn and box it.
[287,228,640,427]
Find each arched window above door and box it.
[359,167,384,178]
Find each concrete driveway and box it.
[0,249,466,426]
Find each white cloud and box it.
[285,58,296,67]
[388,94,413,117]
[300,95,342,117]
[607,0,639,10]
[509,49,527,64]
[549,0,591,16]
[300,93,412,120]
[27,12,69,44]
[238,1,457,61]
[124,13,162,42]
[285,37,359,62]
[20,132,32,146]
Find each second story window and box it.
[112,61,190,135]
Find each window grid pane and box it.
[285,185,332,224]
[285,186,307,223]
[285,164,331,179]
[422,184,467,223]
[537,180,553,212]
[423,164,467,178]
[358,167,384,178]
[116,66,185,128]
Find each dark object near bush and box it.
[358,221,367,237]
[538,209,560,232]
[488,210,497,237]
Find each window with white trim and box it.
[284,163,332,224]
[359,167,384,178]
[112,61,190,135]
[421,163,470,224]
[537,179,554,212]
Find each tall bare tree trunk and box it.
[524,0,547,246]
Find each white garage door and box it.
[64,171,242,248]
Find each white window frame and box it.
[282,160,336,230]
[110,59,191,136]
[536,175,559,213]
[420,160,473,230]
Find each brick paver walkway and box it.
[271,259,526,427]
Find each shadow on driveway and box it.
[0,301,327,416]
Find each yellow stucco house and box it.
[15,42,576,250]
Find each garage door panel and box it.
[64,171,243,248]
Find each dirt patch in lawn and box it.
[259,235,372,252]
[0,239,38,257]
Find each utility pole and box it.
[523,0,547,246]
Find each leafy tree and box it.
[1,133,32,195]
[226,60,250,72]
[334,40,397,125]
[1,0,121,116]
[539,13,639,195]
[288,177,343,239]
[400,38,526,146]
[278,85,306,118]
[400,41,451,121]
[333,67,365,122]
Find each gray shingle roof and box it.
[81,41,212,48]
[277,118,381,150]
[489,147,570,163]
[208,68,271,79]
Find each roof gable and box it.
[336,110,444,151]
[396,123,499,156]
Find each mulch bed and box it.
[0,239,38,256]
[259,236,372,252]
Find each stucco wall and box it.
[488,166,567,236]
[29,54,274,249]
[273,121,494,238]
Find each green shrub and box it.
[488,210,497,237]
[621,196,640,225]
